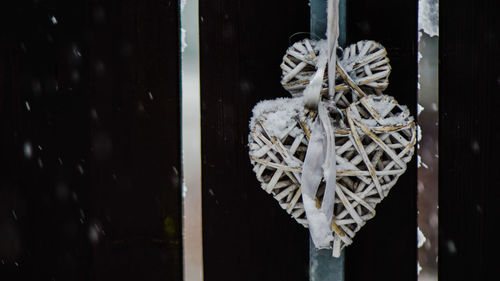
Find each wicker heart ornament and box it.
[248,38,416,256]
[249,95,415,254]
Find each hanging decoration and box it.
[248,0,416,257]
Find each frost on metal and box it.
[417,228,427,275]
[181,28,187,53]
[417,104,425,116]
[417,155,429,169]
[417,227,427,248]
[418,0,439,37]
[180,0,186,12]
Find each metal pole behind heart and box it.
[309,0,346,280]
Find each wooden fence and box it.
[1,0,499,281]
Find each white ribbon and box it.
[301,0,340,252]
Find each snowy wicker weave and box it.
[249,95,416,252]
[248,38,416,253]
[281,39,391,109]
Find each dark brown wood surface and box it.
[345,1,418,280]
[5,0,500,280]
[199,1,310,281]
[200,0,417,281]
[439,1,500,280]
[0,1,182,280]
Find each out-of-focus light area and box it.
[417,0,438,280]
[181,0,203,280]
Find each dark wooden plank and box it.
[85,1,182,280]
[199,1,310,281]
[0,1,182,280]
[439,1,500,280]
[1,2,93,280]
[345,1,418,281]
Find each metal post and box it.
[310,0,328,40]
[310,0,347,47]
[308,0,346,280]
[310,238,345,281]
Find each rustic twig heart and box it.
[248,95,416,255]
[248,31,415,256]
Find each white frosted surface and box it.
[419,0,439,37]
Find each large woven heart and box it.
[281,39,391,109]
[248,95,416,252]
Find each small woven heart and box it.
[280,39,391,109]
[248,95,415,252]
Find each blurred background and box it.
[417,0,439,279]
[418,32,438,281]
[181,0,203,281]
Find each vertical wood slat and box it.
[86,1,182,280]
[439,1,500,280]
[199,1,310,281]
[1,2,93,279]
[0,1,182,280]
[200,1,418,281]
[345,1,418,281]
